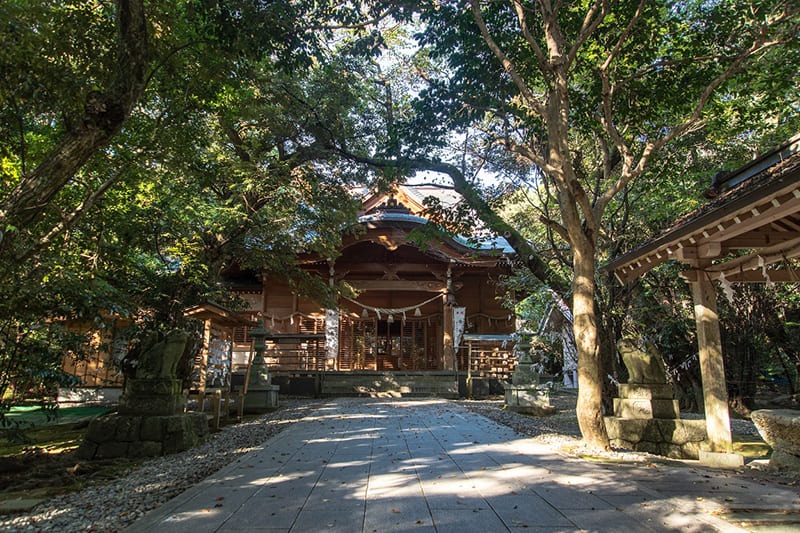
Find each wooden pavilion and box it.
[606,134,800,461]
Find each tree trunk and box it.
[0,0,148,247]
[573,240,610,450]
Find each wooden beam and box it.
[704,236,800,274]
[348,280,448,292]
[680,268,800,283]
[724,229,800,249]
[615,254,668,284]
[331,263,450,274]
[689,273,733,453]
[442,303,455,371]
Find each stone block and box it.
[613,398,680,419]
[115,416,142,441]
[85,416,118,443]
[617,384,674,400]
[767,449,800,472]
[244,385,280,413]
[699,450,744,469]
[163,426,198,455]
[751,409,800,456]
[187,412,209,438]
[165,414,186,433]
[504,384,555,416]
[658,419,706,445]
[75,440,98,460]
[604,417,707,460]
[96,440,130,459]
[129,441,163,458]
[140,417,165,441]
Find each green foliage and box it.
[0,1,393,397]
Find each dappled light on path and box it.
[127,398,800,532]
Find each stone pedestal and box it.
[605,381,707,459]
[118,378,184,416]
[78,329,209,460]
[613,384,680,419]
[503,384,556,415]
[503,343,555,416]
[605,342,709,459]
[243,367,280,413]
[751,409,800,473]
[77,412,208,459]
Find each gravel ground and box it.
[0,394,779,532]
[0,400,325,533]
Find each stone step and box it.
[320,372,458,398]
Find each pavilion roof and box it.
[606,134,800,284]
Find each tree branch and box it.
[511,0,549,73]
[0,0,148,247]
[469,0,547,117]
[566,0,612,68]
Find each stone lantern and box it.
[503,338,555,415]
[243,320,280,413]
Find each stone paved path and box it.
[127,399,800,532]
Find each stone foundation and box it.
[605,417,707,459]
[604,381,708,459]
[76,412,209,460]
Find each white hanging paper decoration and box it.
[718,271,735,304]
[377,310,381,320]
[758,255,775,288]
[402,311,406,321]
[271,317,275,327]
[387,314,394,324]
[361,308,368,319]
[290,316,294,325]
[414,307,422,317]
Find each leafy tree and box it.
[363,0,800,449]
[0,1,396,398]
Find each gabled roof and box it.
[607,134,800,284]
[357,184,515,256]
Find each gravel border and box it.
[0,400,326,533]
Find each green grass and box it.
[4,405,111,428]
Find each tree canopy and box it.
[1,0,799,451]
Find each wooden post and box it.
[197,319,212,412]
[690,272,733,453]
[442,301,455,370]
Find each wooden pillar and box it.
[690,272,733,453]
[442,263,455,370]
[442,301,455,370]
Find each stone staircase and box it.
[320,371,458,398]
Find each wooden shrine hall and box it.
[606,134,800,464]
[225,185,519,395]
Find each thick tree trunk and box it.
[573,241,610,450]
[0,0,148,242]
